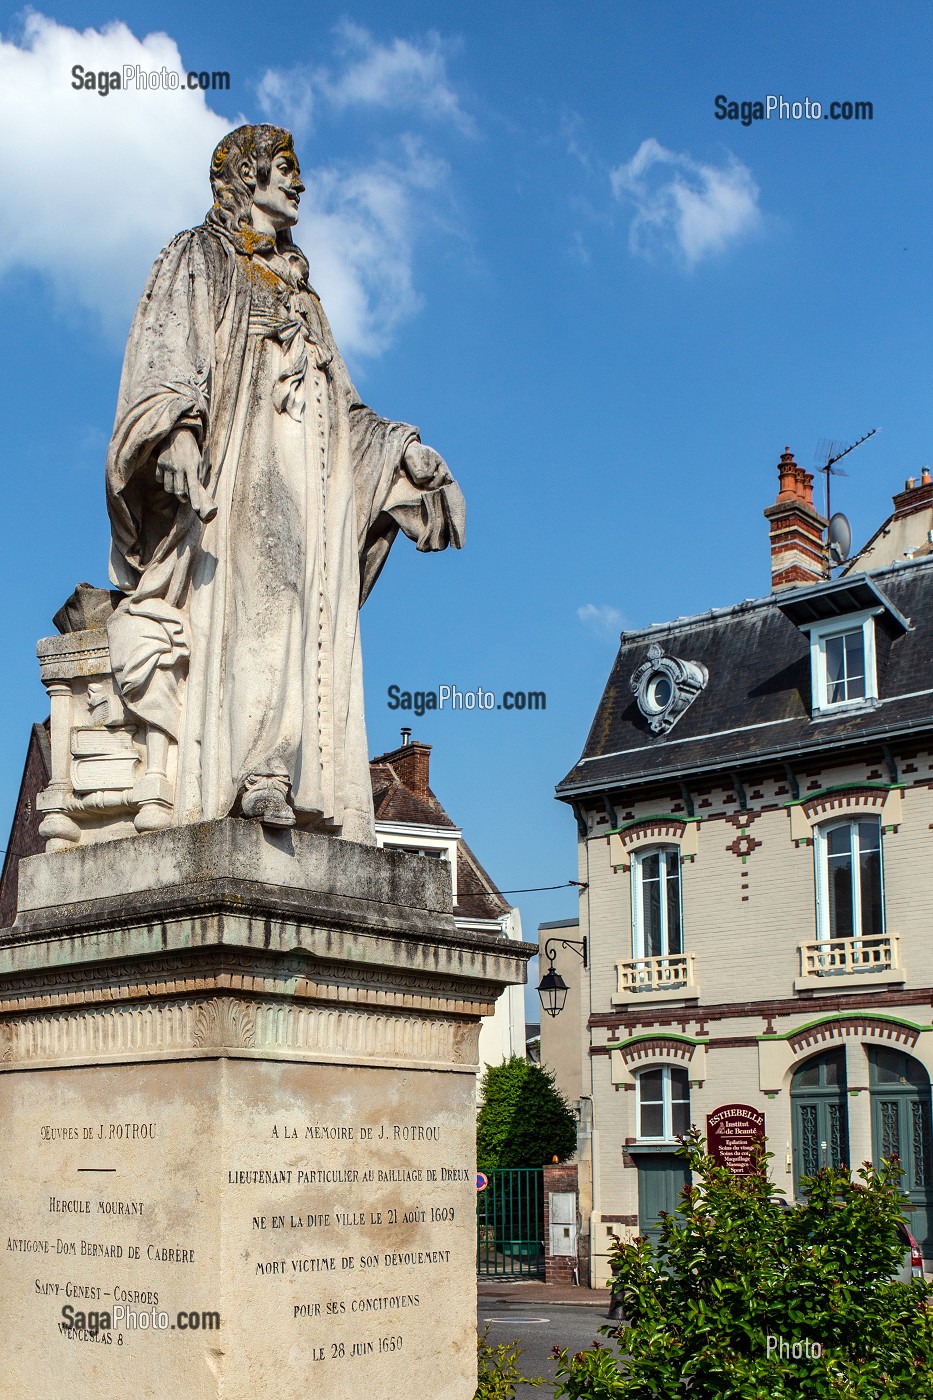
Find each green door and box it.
[869,1048,933,1257]
[791,1048,850,1193]
[636,1154,689,1249]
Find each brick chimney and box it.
[763,447,828,590]
[375,734,432,801]
[891,467,933,521]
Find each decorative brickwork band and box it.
[788,1015,920,1055]
[611,1033,708,1089]
[802,788,889,822]
[609,818,699,868]
[619,1036,695,1066]
[616,820,687,849]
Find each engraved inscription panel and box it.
[220,1059,476,1395]
[1,1060,219,1399]
[0,1056,477,1399]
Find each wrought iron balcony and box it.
[795,934,904,990]
[612,953,698,1004]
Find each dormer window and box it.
[373,822,460,902]
[809,611,878,712]
[776,575,910,720]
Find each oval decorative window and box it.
[631,643,709,734]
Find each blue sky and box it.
[1,1,930,1018]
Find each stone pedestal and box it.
[0,822,532,1398]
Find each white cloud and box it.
[561,110,591,170]
[577,603,626,641]
[301,140,448,357]
[0,13,231,334]
[610,138,761,266]
[256,23,473,139]
[323,22,472,134]
[255,65,313,137]
[0,14,457,356]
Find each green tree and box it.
[476,1056,577,1171]
[553,1131,933,1400]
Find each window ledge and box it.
[794,968,906,993]
[810,699,880,722]
[625,1141,685,1155]
[612,986,701,1006]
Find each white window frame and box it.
[801,608,880,714]
[631,845,683,959]
[813,816,885,942]
[374,820,460,902]
[635,1065,690,1143]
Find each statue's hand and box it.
[402,441,450,490]
[155,427,217,523]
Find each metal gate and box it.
[476,1168,544,1278]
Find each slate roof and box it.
[557,556,933,802]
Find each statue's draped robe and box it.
[106,218,464,842]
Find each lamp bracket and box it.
[543,935,588,969]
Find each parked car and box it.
[895,1221,924,1282]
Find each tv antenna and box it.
[815,428,878,521]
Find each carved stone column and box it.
[0,821,532,1399]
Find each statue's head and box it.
[210,124,304,234]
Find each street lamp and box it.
[536,936,588,1018]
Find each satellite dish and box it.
[829,512,852,564]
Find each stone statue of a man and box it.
[105,124,464,842]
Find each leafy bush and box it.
[477,1056,577,1171]
[475,1327,542,1397]
[553,1130,933,1399]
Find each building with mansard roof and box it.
[547,451,933,1287]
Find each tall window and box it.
[824,629,866,705]
[632,847,682,959]
[815,818,884,940]
[636,1066,690,1141]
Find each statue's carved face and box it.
[248,149,305,232]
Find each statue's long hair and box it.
[208,125,304,258]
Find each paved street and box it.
[478,1296,614,1397]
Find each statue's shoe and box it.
[241,781,296,828]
